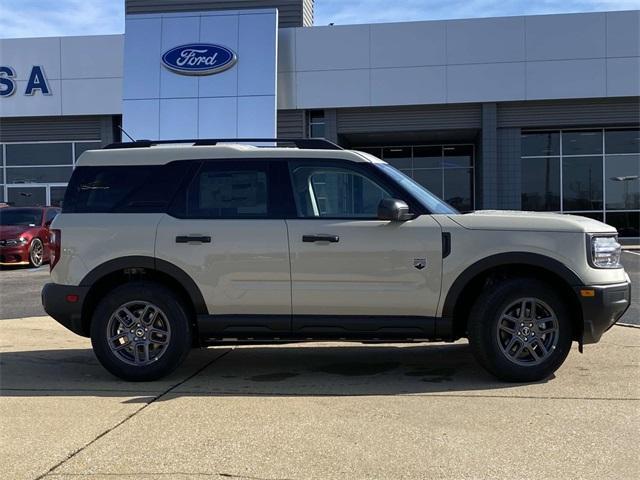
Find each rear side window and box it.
[63,161,194,213]
[172,161,271,219]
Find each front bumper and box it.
[0,245,29,265]
[42,283,90,337]
[576,281,631,344]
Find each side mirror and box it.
[377,198,414,221]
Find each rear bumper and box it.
[41,283,90,337]
[576,281,631,344]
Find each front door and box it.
[155,160,291,335]
[285,159,443,336]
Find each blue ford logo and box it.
[161,43,237,76]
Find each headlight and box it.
[1,237,28,247]
[589,235,621,269]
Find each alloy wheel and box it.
[495,298,559,366]
[106,301,172,366]
[30,239,43,267]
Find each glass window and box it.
[443,145,473,167]
[444,168,473,212]
[605,129,640,154]
[7,166,73,184]
[6,143,73,166]
[377,164,457,214]
[7,187,47,207]
[0,207,43,226]
[562,130,602,156]
[75,142,101,160]
[413,169,442,198]
[64,162,192,213]
[522,131,560,157]
[383,147,412,169]
[413,146,442,169]
[606,154,640,210]
[606,211,640,237]
[562,156,603,211]
[290,165,390,218]
[308,111,325,138]
[50,187,67,208]
[185,164,268,218]
[521,157,560,211]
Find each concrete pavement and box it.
[1,316,639,480]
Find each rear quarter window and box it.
[63,161,196,213]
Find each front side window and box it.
[184,162,269,218]
[290,164,390,218]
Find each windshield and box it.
[0,209,42,227]
[375,163,459,214]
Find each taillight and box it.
[50,229,61,271]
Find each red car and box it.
[0,207,60,267]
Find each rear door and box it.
[155,160,292,335]
[285,159,443,336]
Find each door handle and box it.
[302,234,340,243]
[175,235,211,244]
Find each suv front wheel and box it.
[90,282,192,381]
[468,278,573,382]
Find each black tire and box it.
[467,278,573,382]
[90,281,192,381]
[28,238,44,267]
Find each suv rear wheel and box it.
[90,282,192,381]
[468,278,573,382]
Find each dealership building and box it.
[0,1,638,237]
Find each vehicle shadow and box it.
[0,342,548,399]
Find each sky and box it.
[0,0,637,39]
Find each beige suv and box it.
[42,139,631,382]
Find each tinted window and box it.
[521,157,560,211]
[562,130,602,155]
[63,161,193,213]
[290,164,390,218]
[522,131,560,157]
[5,143,73,166]
[605,129,640,154]
[0,208,42,226]
[7,166,73,184]
[182,162,270,218]
[45,209,59,224]
[606,154,640,210]
[563,156,603,211]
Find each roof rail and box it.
[103,138,343,150]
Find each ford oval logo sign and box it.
[161,43,237,76]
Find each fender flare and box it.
[441,252,583,320]
[79,255,208,315]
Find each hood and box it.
[449,210,617,234]
[0,225,36,239]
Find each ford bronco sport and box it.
[42,138,631,382]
